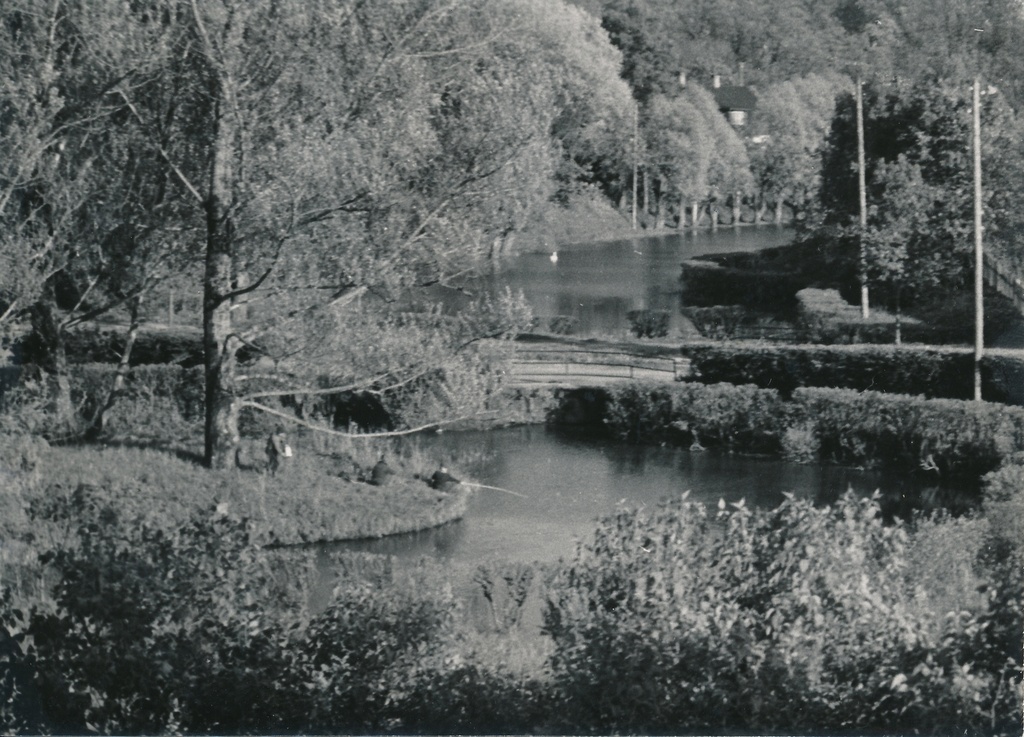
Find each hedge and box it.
[795,287,1022,345]
[602,381,1024,481]
[680,259,802,311]
[679,341,1023,402]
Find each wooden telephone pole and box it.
[973,77,984,401]
[632,101,639,230]
[856,77,869,319]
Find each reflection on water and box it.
[448,227,794,336]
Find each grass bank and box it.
[5,439,471,548]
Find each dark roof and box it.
[713,85,758,111]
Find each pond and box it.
[326,425,943,573]
[454,226,794,336]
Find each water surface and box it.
[332,425,922,571]
[464,227,794,336]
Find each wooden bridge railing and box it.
[510,349,690,386]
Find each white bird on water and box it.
[550,251,558,263]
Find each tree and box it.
[862,156,956,342]
[748,73,846,223]
[80,0,587,468]
[644,93,710,228]
[685,83,753,226]
[1,0,200,431]
[809,75,1024,305]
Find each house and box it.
[678,71,758,127]
[711,76,757,127]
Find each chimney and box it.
[712,74,721,89]
[678,71,687,88]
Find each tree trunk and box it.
[86,294,143,440]
[691,200,700,228]
[732,192,741,226]
[28,299,72,430]
[654,189,665,229]
[755,195,768,225]
[642,168,651,216]
[204,100,242,469]
[774,198,784,225]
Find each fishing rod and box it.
[461,481,529,499]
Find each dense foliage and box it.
[545,493,1022,735]
[625,309,670,338]
[2,484,1020,735]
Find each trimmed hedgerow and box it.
[792,387,1024,477]
[603,382,787,452]
[679,342,1020,402]
[602,381,1024,480]
[56,327,205,366]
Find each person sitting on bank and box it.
[429,464,460,492]
[266,425,289,476]
[369,455,394,486]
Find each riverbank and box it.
[513,190,795,254]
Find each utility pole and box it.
[973,77,984,401]
[856,76,869,319]
[632,101,638,230]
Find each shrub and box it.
[680,259,801,310]
[69,363,205,439]
[599,381,1024,485]
[791,388,1024,479]
[547,315,579,335]
[543,493,1022,735]
[603,381,786,452]
[626,309,669,338]
[781,421,820,463]
[683,305,748,339]
[797,287,914,344]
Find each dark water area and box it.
[325,425,960,574]
[455,226,794,336]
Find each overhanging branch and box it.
[240,400,497,438]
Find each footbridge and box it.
[509,343,690,388]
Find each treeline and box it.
[570,0,1024,245]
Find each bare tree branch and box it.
[115,90,205,204]
[240,399,498,438]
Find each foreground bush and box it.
[4,489,463,734]
[543,494,1023,735]
[3,486,1020,734]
